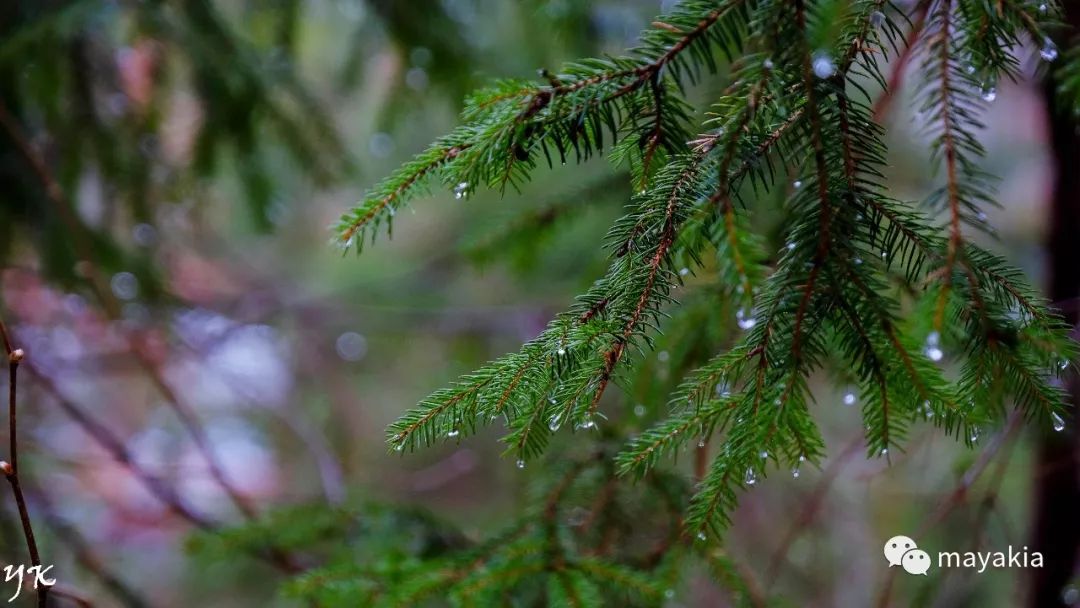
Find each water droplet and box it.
[132,223,158,247]
[664,589,675,599]
[1041,38,1059,62]
[453,182,470,200]
[924,400,934,419]
[1039,3,1048,14]
[634,404,647,417]
[965,62,976,75]
[657,350,670,362]
[869,10,885,27]
[924,331,944,362]
[1060,359,1071,371]
[736,308,757,330]
[793,179,803,189]
[336,332,368,361]
[763,58,774,70]
[548,416,561,432]
[773,397,782,407]
[812,51,836,79]
[791,465,801,478]
[854,257,863,265]
[110,272,139,301]
[405,67,429,91]
[980,84,997,102]
[1052,412,1066,432]
[697,531,707,541]
[760,451,769,460]
[970,427,981,444]
[516,459,526,469]
[679,267,690,276]
[1062,585,1079,605]
[843,391,857,406]
[744,468,757,485]
[786,241,796,251]
[394,444,404,452]
[557,347,566,356]
[448,428,460,438]
[880,448,888,456]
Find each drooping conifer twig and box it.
[345,0,1074,564]
[0,316,50,608]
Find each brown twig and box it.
[0,316,49,607]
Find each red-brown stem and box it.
[1,317,49,607]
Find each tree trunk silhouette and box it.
[1031,6,1080,604]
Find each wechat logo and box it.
[884,535,931,576]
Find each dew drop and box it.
[516,459,526,469]
[1052,412,1066,432]
[812,51,836,79]
[110,272,139,301]
[880,448,888,456]
[1060,359,1071,371]
[980,84,997,102]
[969,427,981,444]
[664,589,676,599]
[786,241,796,251]
[634,404,647,417]
[394,444,404,452]
[791,465,801,478]
[548,416,561,432]
[447,428,460,438]
[453,182,470,200]
[924,331,944,362]
[854,257,863,265]
[843,391,857,406]
[736,308,757,330]
[697,531,707,541]
[1041,38,1059,62]
[679,267,690,276]
[763,58,774,70]
[793,179,803,189]
[557,347,566,356]
[744,468,758,485]
[698,438,706,448]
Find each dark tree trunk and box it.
[1030,6,1080,605]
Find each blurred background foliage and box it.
[0,0,1073,606]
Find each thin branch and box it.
[0,315,49,608]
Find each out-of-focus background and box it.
[0,1,1072,606]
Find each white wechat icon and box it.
[902,549,931,575]
[884,535,931,576]
[883,535,917,567]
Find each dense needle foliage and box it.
[318,0,1078,603]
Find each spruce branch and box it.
[347,0,1076,550]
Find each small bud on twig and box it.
[0,461,12,476]
[9,348,24,364]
